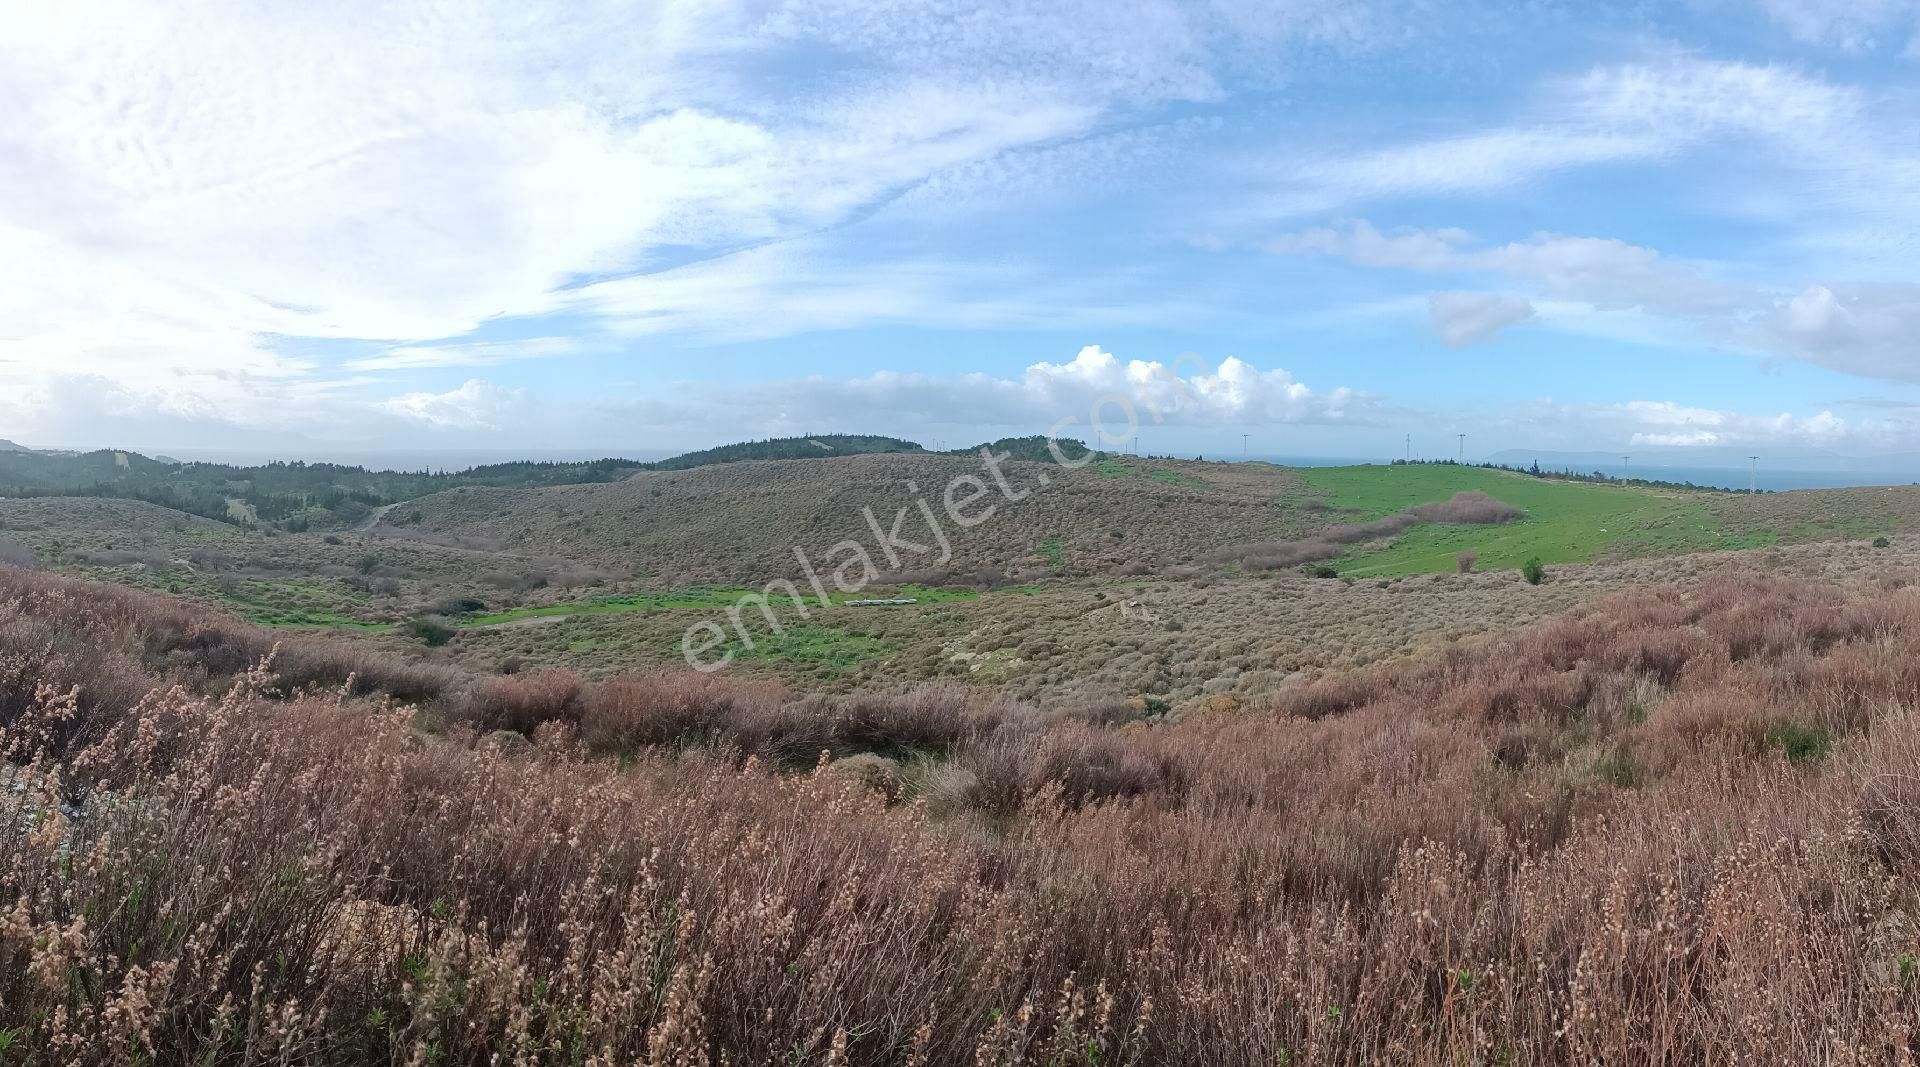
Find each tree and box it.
[1522,557,1546,585]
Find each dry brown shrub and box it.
[8,568,1920,1062]
[1409,490,1523,524]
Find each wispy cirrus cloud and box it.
[346,338,587,372]
[1268,220,1920,379]
[0,0,1419,442]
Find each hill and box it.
[654,433,924,469]
[380,452,1317,584]
[384,454,1920,586]
[0,448,655,529]
[0,435,1087,532]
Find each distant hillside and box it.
[0,448,654,529]
[949,435,1098,463]
[655,434,924,470]
[382,452,1316,584]
[0,433,1105,531]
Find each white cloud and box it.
[382,380,527,430]
[594,346,1373,447]
[559,240,1213,341]
[1274,222,1740,315]
[1505,397,1869,452]
[1249,57,1861,219]
[1427,292,1534,346]
[1765,285,1920,378]
[1744,0,1919,51]
[346,338,586,373]
[1270,221,1920,377]
[2,0,1386,432]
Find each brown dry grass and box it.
[384,454,1322,583]
[6,562,1920,1061]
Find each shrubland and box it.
[381,454,1318,583]
[6,562,1920,1062]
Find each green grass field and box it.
[1296,465,1777,577]
[463,584,981,627]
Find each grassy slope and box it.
[1297,465,1774,576]
[463,584,981,627]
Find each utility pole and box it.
[1132,435,1139,457]
[1747,455,1758,493]
[1456,433,1465,464]
[1623,454,1630,481]
[1405,433,1411,462]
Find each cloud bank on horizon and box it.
[3,0,1920,459]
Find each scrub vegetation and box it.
[8,552,1920,1063]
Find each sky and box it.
[3,0,1920,463]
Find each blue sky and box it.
[3,0,1920,461]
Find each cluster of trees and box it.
[652,434,923,469]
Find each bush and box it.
[1456,550,1477,574]
[1305,562,1340,579]
[428,595,489,617]
[0,536,37,569]
[407,615,457,647]
[1874,536,1892,548]
[458,669,584,734]
[1521,557,1546,585]
[1765,719,1833,763]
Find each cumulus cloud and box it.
[587,346,1374,448]
[1427,292,1535,346]
[382,380,527,431]
[1765,285,1920,379]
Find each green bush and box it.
[1305,563,1340,579]
[407,615,457,647]
[1765,720,1832,764]
[1521,557,1546,585]
[1874,536,1891,548]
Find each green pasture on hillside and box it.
[1294,465,1774,577]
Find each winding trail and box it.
[356,502,401,533]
